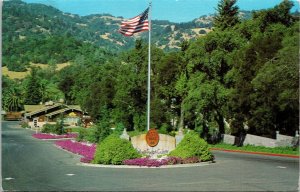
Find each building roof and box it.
[45,107,83,118]
[24,103,83,118]
[68,105,82,111]
[25,103,63,117]
[24,105,45,113]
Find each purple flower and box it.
[55,140,96,162]
[123,157,170,167]
[80,156,94,163]
[32,133,78,139]
[123,156,199,167]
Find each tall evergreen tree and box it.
[213,0,240,30]
[24,67,43,104]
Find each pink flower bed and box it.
[32,133,78,140]
[123,156,200,167]
[55,140,96,163]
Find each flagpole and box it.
[147,1,152,131]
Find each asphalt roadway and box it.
[2,121,299,191]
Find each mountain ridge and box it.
[3,0,253,72]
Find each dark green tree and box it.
[185,29,244,136]
[2,76,24,112]
[213,0,240,30]
[253,0,294,32]
[228,2,297,138]
[24,67,43,104]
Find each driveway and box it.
[2,121,299,191]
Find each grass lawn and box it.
[3,62,70,79]
[209,143,299,156]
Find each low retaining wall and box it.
[243,134,277,148]
[276,133,294,147]
[222,132,297,148]
[131,134,176,153]
[222,134,235,145]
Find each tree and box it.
[47,58,57,74]
[3,86,24,112]
[175,40,190,131]
[24,67,43,104]
[213,0,240,30]
[152,52,181,129]
[57,65,78,104]
[227,3,298,138]
[253,0,294,32]
[40,80,64,102]
[112,40,148,130]
[185,29,244,136]
[250,22,299,137]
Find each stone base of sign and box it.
[120,128,130,140]
[175,128,184,145]
[131,134,176,155]
[175,135,184,146]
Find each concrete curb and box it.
[37,138,75,141]
[77,161,215,169]
[210,148,299,159]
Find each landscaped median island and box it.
[58,130,214,167]
[31,123,215,167]
[90,131,214,167]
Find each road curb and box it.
[210,148,299,159]
[77,161,215,169]
[35,137,75,141]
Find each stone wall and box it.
[131,134,176,153]
[243,134,277,147]
[222,134,235,145]
[275,132,294,147]
[222,132,298,148]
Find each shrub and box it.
[94,122,111,143]
[164,156,182,165]
[42,121,66,135]
[76,128,102,143]
[181,156,200,164]
[168,131,213,161]
[55,120,66,135]
[114,122,125,135]
[158,123,170,134]
[20,122,29,128]
[93,135,141,165]
[42,124,56,133]
[77,128,85,141]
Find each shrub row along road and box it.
[2,121,299,191]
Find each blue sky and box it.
[22,0,300,22]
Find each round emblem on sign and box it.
[146,129,159,147]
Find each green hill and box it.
[2,0,252,72]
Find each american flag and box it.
[118,8,149,36]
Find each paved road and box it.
[2,121,299,191]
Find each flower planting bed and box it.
[32,133,78,140]
[123,156,201,167]
[55,140,96,163]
